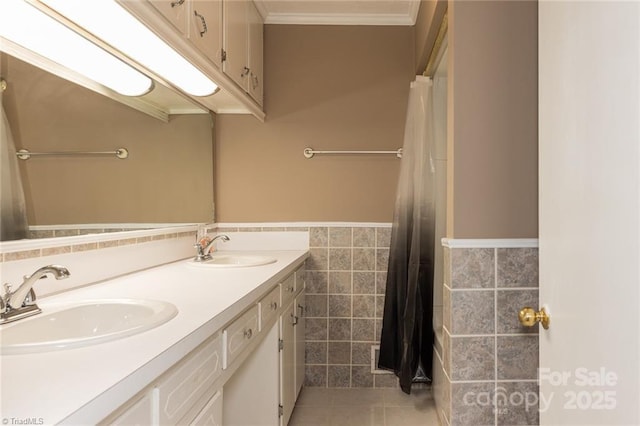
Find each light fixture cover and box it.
[0,0,153,96]
[40,0,219,97]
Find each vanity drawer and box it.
[281,273,296,307]
[259,285,280,331]
[223,305,259,369]
[156,333,223,425]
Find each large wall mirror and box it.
[1,53,215,241]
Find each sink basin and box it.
[0,299,177,355]
[187,254,277,268]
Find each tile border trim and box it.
[442,238,538,249]
[215,222,393,228]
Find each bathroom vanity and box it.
[0,233,308,426]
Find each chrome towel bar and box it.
[16,148,129,160]
[303,147,402,159]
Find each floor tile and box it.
[292,387,441,426]
[330,388,385,407]
[383,387,433,407]
[296,387,332,407]
[385,404,440,426]
[329,406,384,426]
[289,405,331,425]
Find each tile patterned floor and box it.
[289,388,440,426]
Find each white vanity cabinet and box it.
[223,0,264,105]
[108,389,157,426]
[190,390,223,426]
[101,262,306,426]
[103,333,224,426]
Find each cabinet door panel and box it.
[110,389,156,426]
[190,390,223,426]
[247,0,263,105]
[157,333,223,425]
[149,0,188,33]
[190,0,223,67]
[294,290,306,398]
[223,0,248,88]
[280,301,295,426]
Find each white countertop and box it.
[0,249,308,425]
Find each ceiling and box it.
[253,0,422,26]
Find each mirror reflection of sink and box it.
[187,254,277,268]
[0,299,177,355]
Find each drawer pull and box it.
[244,328,253,339]
[287,286,294,293]
[270,301,278,310]
[298,304,305,316]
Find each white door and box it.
[538,1,640,425]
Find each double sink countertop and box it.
[0,249,308,425]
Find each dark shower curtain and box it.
[378,76,435,394]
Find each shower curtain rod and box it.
[303,147,402,159]
[16,148,129,160]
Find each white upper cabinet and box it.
[223,0,264,106]
[149,0,189,34]
[117,0,265,119]
[247,2,263,105]
[189,0,223,68]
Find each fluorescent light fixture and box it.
[0,0,153,96]
[40,0,219,97]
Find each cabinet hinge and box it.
[278,404,284,417]
[221,49,227,62]
[279,339,284,351]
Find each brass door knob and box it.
[518,307,550,329]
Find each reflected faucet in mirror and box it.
[194,235,230,262]
[1,265,70,324]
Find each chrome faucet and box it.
[1,265,70,324]
[194,234,230,262]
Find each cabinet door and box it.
[109,389,157,426]
[294,290,305,399]
[247,0,263,105]
[190,390,222,426]
[156,333,223,425]
[189,0,223,67]
[280,301,296,426]
[223,0,248,88]
[149,0,188,34]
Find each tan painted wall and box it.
[2,55,214,225]
[214,25,415,223]
[448,0,538,238]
